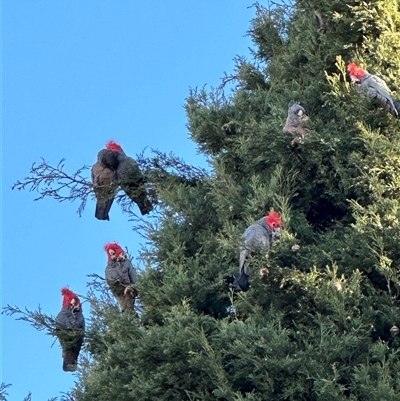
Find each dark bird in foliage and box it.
[233,211,282,291]
[283,101,310,146]
[92,147,120,220]
[55,288,85,372]
[104,242,138,313]
[347,62,400,117]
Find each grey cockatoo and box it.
[105,141,153,215]
[347,62,400,117]
[283,101,310,146]
[232,211,282,291]
[104,242,138,313]
[91,147,119,220]
[55,288,85,372]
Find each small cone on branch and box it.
[291,244,300,253]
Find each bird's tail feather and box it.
[95,199,114,220]
[62,349,78,372]
[393,99,400,117]
[123,184,153,215]
[232,272,250,291]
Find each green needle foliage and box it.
[6,1,400,400]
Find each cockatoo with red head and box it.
[104,242,138,313]
[347,62,400,117]
[55,288,85,372]
[91,145,120,220]
[232,211,282,291]
[105,141,153,215]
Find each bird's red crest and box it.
[61,287,80,308]
[104,242,125,260]
[265,211,282,230]
[106,140,123,152]
[347,63,367,79]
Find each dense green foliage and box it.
[10,1,400,400]
[74,1,400,400]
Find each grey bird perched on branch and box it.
[347,62,400,118]
[104,242,138,313]
[232,211,282,291]
[55,288,85,372]
[283,101,310,147]
[91,147,119,220]
[91,140,153,220]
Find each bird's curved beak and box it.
[273,227,281,239]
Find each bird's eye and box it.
[297,110,304,116]
[109,249,115,255]
[272,222,276,227]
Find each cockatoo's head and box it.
[347,63,367,81]
[104,242,125,261]
[105,140,124,153]
[61,288,82,312]
[265,211,282,239]
[287,102,309,123]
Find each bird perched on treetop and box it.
[104,242,138,313]
[283,101,310,147]
[55,288,85,372]
[347,62,400,117]
[232,211,282,291]
[91,146,120,220]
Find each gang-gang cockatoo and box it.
[55,287,85,372]
[92,141,153,220]
[104,242,138,313]
[91,146,120,220]
[232,211,282,291]
[106,141,153,215]
[283,101,310,147]
[347,62,400,117]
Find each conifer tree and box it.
[5,1,400,400]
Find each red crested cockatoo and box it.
[347,62,400,117]
[283,101,310,146]
[105,141,153,215]
[91,147,119,220]
[104,242,138,312]
[55,288,85,372]
[233,211,282,291]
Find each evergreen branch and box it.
[2,304,57,335]
[136,149,209,184]
[12,158,92,216]
[0,383,11,401]
[11,157,159,220]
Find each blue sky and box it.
[2,1,254,399]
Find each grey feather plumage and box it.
[105,258,137,312]
[356,73,399,117]
[55,307,85,330]
[105,258,137,285]
[115,151,153,215]
[233,217,280,291]
[283,102,309,146]
[91,149,119,220]
[55,307,85,372]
